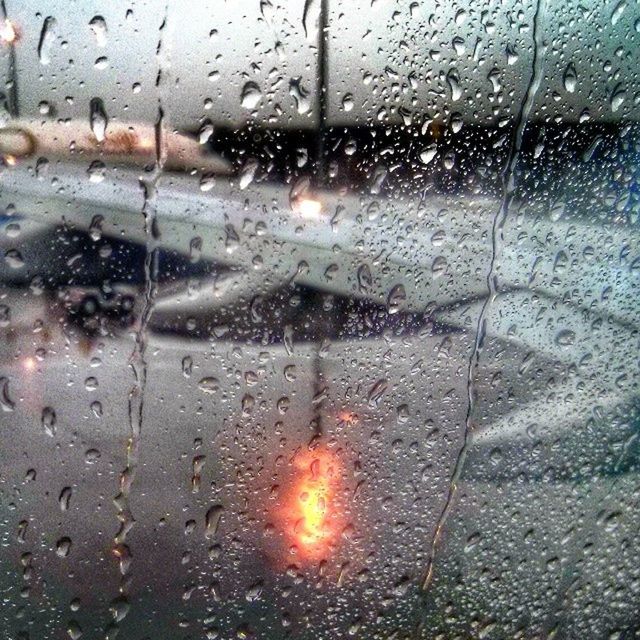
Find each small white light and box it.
[295,198,322,219]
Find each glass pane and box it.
[1,1,638,638]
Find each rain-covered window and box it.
[0,1,639,638]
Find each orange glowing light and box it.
[338,410,358,426]
[23,357,35,371]
[4,154,16,166]
[0,20,17,45]
[277,447,343,563]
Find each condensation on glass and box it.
[0,1,638,639]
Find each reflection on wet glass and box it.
[0,1,639,639]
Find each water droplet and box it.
[387,284,406,314]
[432,256,448,278]
[452,36,465,56]
[90,98,108,142]
[241,394,255,416]
[239,158,259,190]
[89,15,107,47]
[59,487,72,511]
[17,520,28,543]
[182,356,193,377]
[450,112,463,133]
[357,264,372,293]
[225,224,239,253]
[0,378,16,413]
[67,620,83,640]
[94,56,108,70]
[4,249,24,269]
[37,16,56,65]
[87,160,106,183]
[90,400,102,418]
[289,78,311,115]
[199,122,214,145]
[342,93,354,112]
[368,379,388,408]
[110,596,130,622]
[563,63,577,93]
[199,173,215,192]
[610,84,626,112]
[41,407,57,437]
[198,377,219,394]
[241,82,262,109]
[35,156,49,179]
[205,505,224,538]
[245,580,264,602]
[283,324,294,356]
[5,223,20,239]
[443,151,455,170]
[189,238,202,264]
[85,448,101,464]
[370,165,388,194]
[56,537,72,558]
[192,455,206,493]
[455,8,467,25]
[419,144,438,165]
[555,329,576,346]
[446,69,462,101]
[549,200,565,222]
[0,305,10,328]
[302,0,320,41]
[611,0,626,26]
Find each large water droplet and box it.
[555,329,576,346]
[611,0,626,26]
[205,505,224,538]
[56,536,72,558]
[563,63,577,93]
[90,98,108,142]
[4,249,24,269]
[357,264,372,293]
[0,377,15,412]
[368,379,388,408]
[198,377,219,394]
[87,160,106,183]
[610,84,626,112]
[420,144,438,165]
[432,256,448,278]
[37,16,56,65]
[387,284,406,314]
[241,82,262,109]
[239,158,259,190]
[94,56,109,70]
[89,15,107,47]
[59,487,72,511]
[67,620,83,640]
[41,407,57,437]
[289,78,311,114]
[446,69,462,101]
